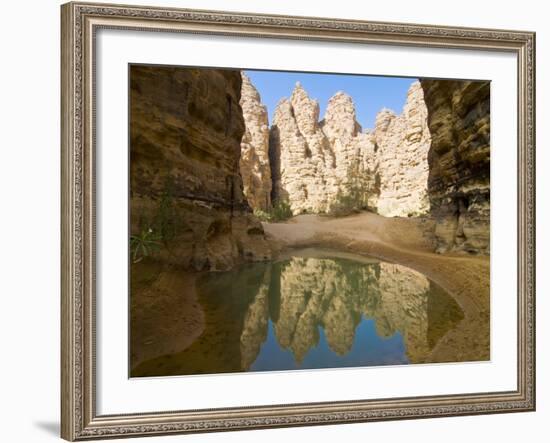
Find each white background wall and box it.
[0,0,546,442]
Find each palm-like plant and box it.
[130,227,162,263]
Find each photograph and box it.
[56,2,536,440]
[129,65,490,377]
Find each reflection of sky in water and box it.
[251,318,408,372]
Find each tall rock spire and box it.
[373,81,431,217]
[268,84,377,215]
[239,73,272,211]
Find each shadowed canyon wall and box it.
[130,66,271,271]
[420,80,490,253]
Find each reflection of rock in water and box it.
[274,257,364,360]
[240,257,463,367]
[132,254,464,377]
[132,263,269,377]
[372,263,430,361]
[240,268,271,369]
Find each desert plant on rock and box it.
[130,227,162,263]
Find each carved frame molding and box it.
[61,2,535,440]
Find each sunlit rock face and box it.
[239,73,272,211]
[373,82,432,217]
[420,80,490,253]
[269,83,377,214]
[130,66,271,271]
[243,80,429,216]
[270,84,336,214]
[323,93,380,211]
[240,76,490,245]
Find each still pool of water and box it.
[132,249,464,377]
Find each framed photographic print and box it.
[61,1,536,440]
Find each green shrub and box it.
[132,177,184,262]
[253,200,293,222]
[327,191,361,217]
[327,161,371,217]
[153,177,181,244]
[253,208,272,222]
[270,200,293,221]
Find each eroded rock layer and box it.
[420,80,490,253]
[130,65,271,271]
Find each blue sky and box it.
[245,70,416,131]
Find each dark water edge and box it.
[131,248,465,377]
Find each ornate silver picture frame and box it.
[61,1,535,440]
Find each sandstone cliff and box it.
[262,81,430,217]
[269,83,376,215]
[373,82,431,217]
[420,80,490,253]
[239,73,272,211]
[130,65,271,271]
